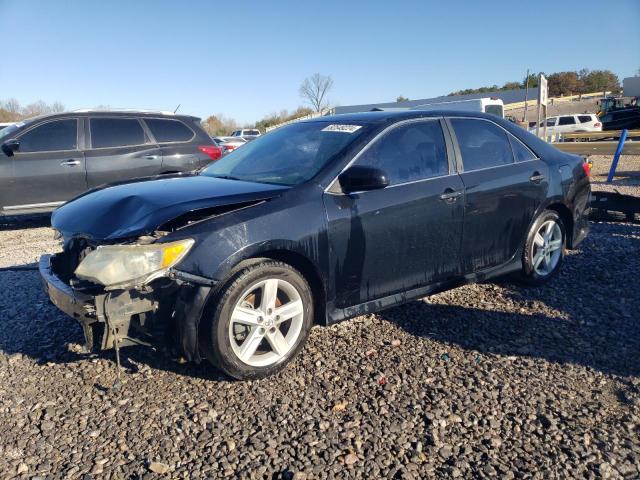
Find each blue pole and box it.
[607,129,628,183]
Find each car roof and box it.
[15,110,201,123]
[300,109,505,125]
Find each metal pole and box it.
[523,69,529,123]
[607,129,628,183]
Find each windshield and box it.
[202,121,368,186]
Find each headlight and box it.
[75,239,195,289]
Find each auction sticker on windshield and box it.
[321,124,362,133]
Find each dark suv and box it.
[0,110,220,216]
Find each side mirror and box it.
[1,138,19,157]
[338,165,389,194]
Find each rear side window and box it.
[509,136,537,162]
[18,119,77,152]
[90,118,146,148]
[145,118,194,142]
[558,116,576,126]
[545,118,557,127]
[450,118,514,171]
[356,120,449,185]
[578,115,594,123]
[244,130,260,136]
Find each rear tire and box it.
[520,210,566,285]
[202,260,313,380]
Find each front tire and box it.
[202,260,313,379]
[521,210,566,284]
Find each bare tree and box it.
[299,73,333,112]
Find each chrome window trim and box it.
[15,118,80,154]
[324,117,450,194]
[446,116,540,173]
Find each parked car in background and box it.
[599,108,640,131]
[530,114,602,136]
[213,136,247,155]
[41,110,590,379]
[230,128,262,141]
[0,110,221,216]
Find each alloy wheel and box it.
[228,278,304,367]
[531,219,563,277]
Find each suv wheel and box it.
[203,260,313,379]
[521,210,565,284]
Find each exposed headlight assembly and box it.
[75,239,195,289]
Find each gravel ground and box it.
[1,216,639,479]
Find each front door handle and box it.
[530,172,545,183]
[60,159,80,167]
[144,155,160,160]
[439,188,463,202]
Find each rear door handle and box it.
[144,155,160,160]
[439,189,463,202]
[530,172,545,183]
[60,159,80,167]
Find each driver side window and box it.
[18,119,78,153]
[356,120,449,185]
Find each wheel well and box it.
[546,203,574,248]
[253,250,327,325]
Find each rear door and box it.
[142,117,202,171]
[2,118,87,213]
[85,117,162,188]
[448,117,548,273]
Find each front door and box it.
[2,118,87,214]
[85,117,162,188]
[324,118,465,309]
[448,117,549,273]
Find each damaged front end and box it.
[40,235,214,363]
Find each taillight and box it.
[198,145,222,161]
[582,160,592,177]
[223,145,235,152]
[594,122,601,128]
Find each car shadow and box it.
[0,214,51,231]
[380,296,638,379]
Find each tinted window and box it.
[243,130,260,136]
[356,120,448,185]
[545,118,557,127]
[90,118,146,148]
[558,116,576,126]
[451,118,514,171]
[578,115,594,123]
[509,136,537,162]
[18,119,77,152]
[145,118,193,142]
[202,121,368,186]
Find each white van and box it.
[410,97,505,118]
[530,114,602,136]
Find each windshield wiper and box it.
[211,174,243,181]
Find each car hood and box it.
[52,175,289,241]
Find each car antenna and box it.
[174,104,181,114]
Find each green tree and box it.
[581,70,620,93]
[547,71,584,96]
[396,95,409,102]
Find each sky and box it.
[1,0,638,125]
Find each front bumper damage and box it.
[39,254,213,362]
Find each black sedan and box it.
[41,111,590,379]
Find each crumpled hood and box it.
[52,175,289,241]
